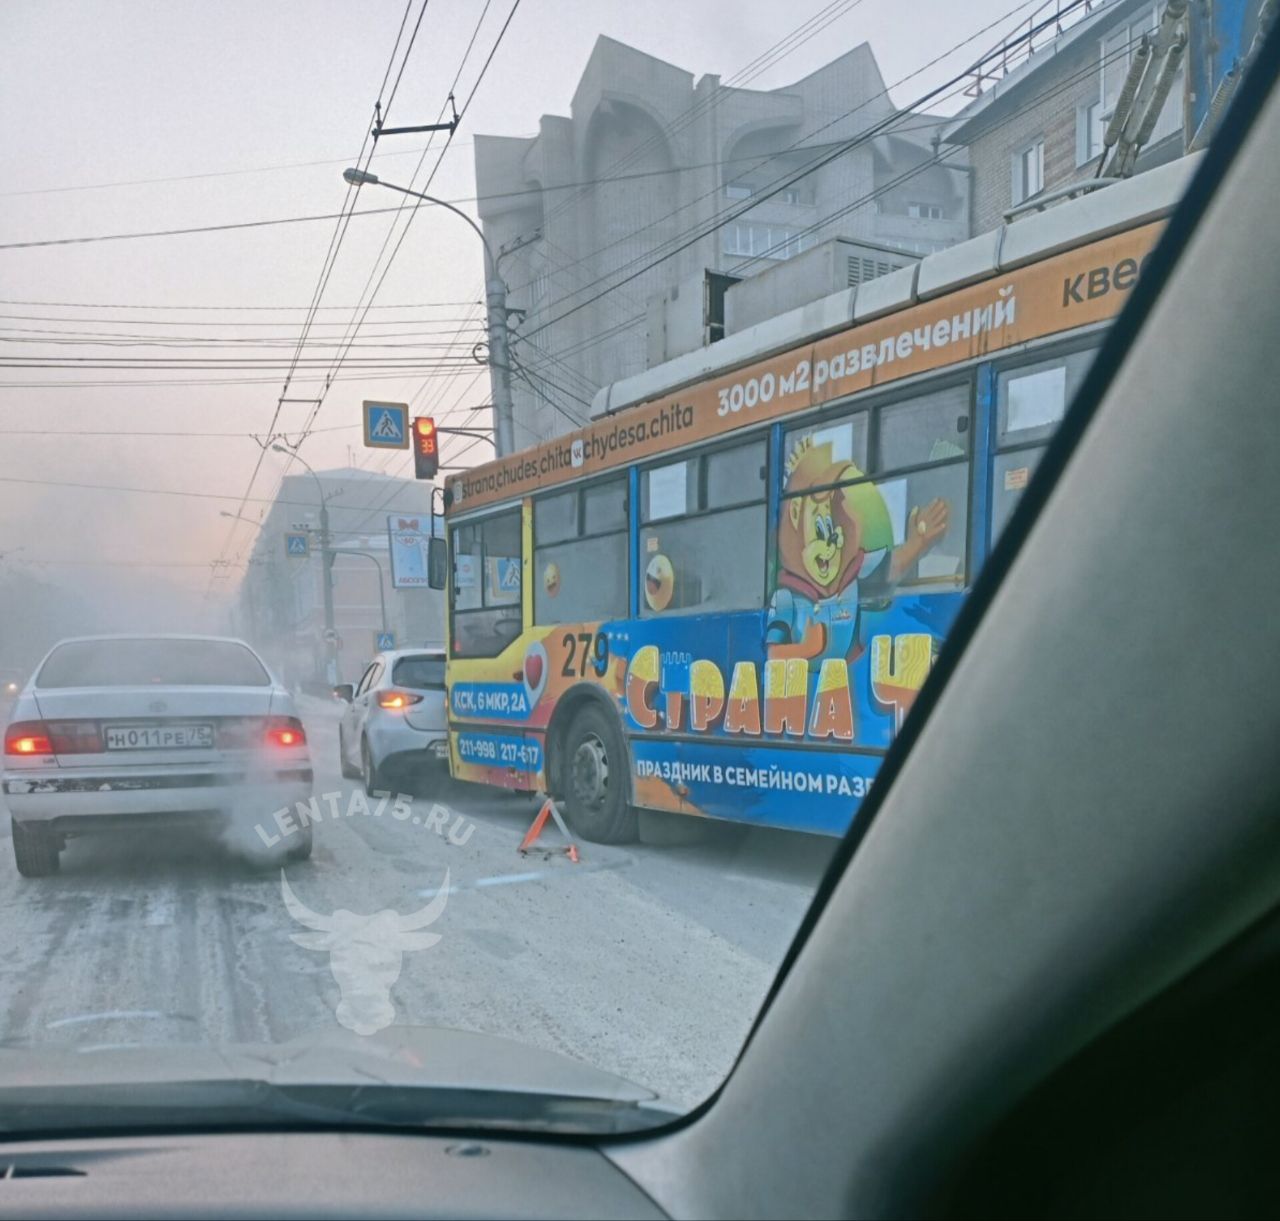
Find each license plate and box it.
[103,723,215,750]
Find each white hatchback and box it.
[2,635,313,877]
[336,648,449,795]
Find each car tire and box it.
[362,738,385,796]
[11,820,61,878]
[338,729,360,779]
[561,704,637,844]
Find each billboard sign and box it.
[386,514,444,589]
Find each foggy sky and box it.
[0,0,1023,639]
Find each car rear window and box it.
[391,655,446,689]
[37,639,270,688]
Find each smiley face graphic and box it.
[644,553,674,612]
[542,562,561,599]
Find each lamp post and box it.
[272,443,337,686]
[342,167,516,457]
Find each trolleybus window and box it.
[534,475,629,624]
[450,509,523,658]
[640,438,767,617]
[992,346,1099,542]
[783,381,971,590]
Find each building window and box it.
[1077,99,1105,165]
[722,222,817,261]
[726,183,808,205]
[906,201,944,220]
[639,439,768,617]
[533,476,629,625]
[1011,139,1045,205]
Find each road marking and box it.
[47,1009,173,1029]
[417,857,633,899]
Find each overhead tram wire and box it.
[293,0,514,458]
[236,0,510,576]
[508,0,1093,358]
[268,0,540,555]
[207,0,426,593]
[275,0,499,468]
[524,0,874,253]
[0,127,962,256]
[500,0,1055,328]
[0,141,481,200]
[508,20,1147,404]
[0,473,438,515]
[0,298,482,311]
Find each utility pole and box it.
[484,257,516,456]
[318,499,337,686]
[273,443,338,686]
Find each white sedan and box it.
[2,635,313,877]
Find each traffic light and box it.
[412,416,439,480]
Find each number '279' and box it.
[560,631,609,678]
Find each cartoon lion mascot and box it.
[766,437,950,667]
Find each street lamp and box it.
[272,443,338,686]
[342,167,515,456]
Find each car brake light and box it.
[4,721,53,756]
[264,716,306,748]
[377,690,424,709]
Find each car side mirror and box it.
[428,537,448,590]
[333,683,354,702]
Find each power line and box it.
[208,1,435,594]
[0,205,415,251]
[0,298,481,311]
[504,0,1051,329]
[224,0,513,582]
[510,10,1135,406]
[0,372,469,388]
[513,0,1081,351]
[529,0,873,250]
[0,423,363,437]
[289,0,516,464]
[0,142,481,199]
[0,473,431,512]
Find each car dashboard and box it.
[0,1130,664,1220]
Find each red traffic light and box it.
[412,416,438,479]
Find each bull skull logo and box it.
[280,870,450,1036]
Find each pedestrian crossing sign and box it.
[362,400,410,450]
[285,532,310,557]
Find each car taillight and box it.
[377,690,424,710]
[4,721,53,756]
[47,720,103,753]
[264,716,306,748]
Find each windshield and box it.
[37,639,271,688]
[0,0,1243,1138]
